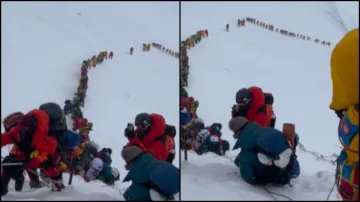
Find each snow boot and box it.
[51,174,65,192]
[14,175,25,192]
[1,170,11,196]
[28,170,42,189]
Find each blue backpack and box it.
[180,111,191,126]
[149,162,179,197]
[63,130,82,151]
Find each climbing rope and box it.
[263,186,293,201]
[326,181,337,201]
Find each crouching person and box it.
[81,157,120,186]
[229,117,300,186]
[121,146,179,201]
[192,121,230,156]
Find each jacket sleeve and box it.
[1,126,20,147]
[142,114,166,146]
[28,109,50,148]
[254,113,270,127]
[148,141,169,161]
[125,137,148,152]
[34,136,57,164]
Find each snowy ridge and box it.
[180,2,357,200]
[2,2,179,200]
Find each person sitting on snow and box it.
[121,146,179,201]
[192,121,230,156]
[81,157,120,186]
[228,116,300,186]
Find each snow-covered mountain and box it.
[1,1,179,200]
[180,1,358,200]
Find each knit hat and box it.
[121,146,144,170]
[3,112,24,132]
[228,116,248,134]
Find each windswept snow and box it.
[181,1,358,200]
[2,1,179,200]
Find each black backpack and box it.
[155,124,176,146]
[39,102,68,145]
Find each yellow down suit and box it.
[330,28,359,201]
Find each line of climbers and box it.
[180,29,208,87]
[1,49,180,200]
[180,42,189,87]
[151,42,179,58]
[226,17,332,46]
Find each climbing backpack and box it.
[336,103,359,201]
[156,124,176,154]
[39,102,68,145]
[149,161,180,198]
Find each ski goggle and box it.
[135,122,150,131]
[237,96,252,105]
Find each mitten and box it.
[71,149,82,160]
[231,104,238,117]
[124,123,135,140]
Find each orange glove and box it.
[71,149,82,160]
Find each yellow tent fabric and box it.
[330,28,359,110]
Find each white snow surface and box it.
[181,1,358,201]
[2,1,179,200]
[1,1,359,201]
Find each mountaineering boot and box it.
[28,170,42,188]
[14,175,25,192]
[29,179,42,188]
[1,170,11,196]
[51,174,65,192]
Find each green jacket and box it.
[123,153,160,201]
[180,87,188,98]
[97,163,114,185]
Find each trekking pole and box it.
[60,152,74,185]
[1,162,24,166]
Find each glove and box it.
[71,149,82,160]
[25,158,40,170]
[334,109,346,119]
[231,104,238,117]
[124,123,135,140]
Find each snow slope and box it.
[181,1,358,200]
[1,1,179,200]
